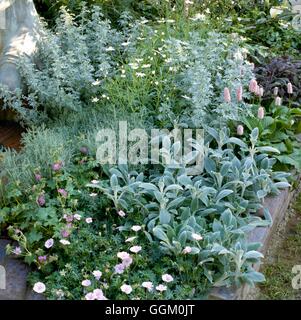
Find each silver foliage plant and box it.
[0,6,124,124]
[88,127,290,289]
[164,32,255,128]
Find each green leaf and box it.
[159,209,171,224]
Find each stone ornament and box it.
[0,0,40,91]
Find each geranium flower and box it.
[121,284,133,294]
[60,229,70,238]
[74,214,81,221]
[85,292,95,300]
[37,194,46,207]
[93,270,102,280]
[130,246,142,254]
[33,282,46,294]
[52,161,63,171]
[58,189,68,198]
[81,280,91,287]
[86,217,93,224]
[117,252,131,260]
[182,246,192,254]
[156,284,167,292]
[142,282,153,292]
[45,239,54,249]
[93,289,107,300]
[114,263,125,274]
[12,247,22,255]
[162,274,174,283]
[118,210,126,217]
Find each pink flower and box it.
[130,246,142,254]
[85,292,95,300]
[52,161,63,171]
[60,229,70,238]
[38,255,47,263]
[86,217,93,224]
[93,288,107,300]
[122,257,133,268]
[93,270,102,280]
[64,214,73,223]
[258,107,265,120]
[249,79,258,93]
[114,263,125,274]
[33,282,46,294]
[117,252,131,260]
[13,246,22,255]
[255,86,264,97]
[35,174,42,182]
[81,279,91,287]
[58,189,68,198]
[273,87,279,96]
[91,180,99,184]
[37,194,46,207]
[223,87,231,103]
[118,210,126,217]
[121,284,133,294]
[142,281,153,292]
[182,246,192,254]
[236,86,243,102]
[45,239,54,249]
[80,147,89,155]
[156,284,167,292]
[288,82,293,94]
[237,125,244,136]
[275,96,282,106]
[162,274,174,283]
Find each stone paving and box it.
[0,239,44,300]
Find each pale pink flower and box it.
[237,125,244,136]
[223,87,231,103]
[255,86,264,97]
[156,284,167,292]
[131,225,142,232]
[45,239,54,249]
[162,274,174,283]
[275,96,282,106]
[130,246,142,254]
[118,210,126,217]
[182,246,192,254]
[58,188,68,198]
[93,288,107,300]
[121,284,133,294]
[13,246,22,255]
[192,233,203,241]
[52,161,63,171]
[258,107,265,120]
[33,282,46,294]
[236,86,243,102]
[122,257,133,268]
[86,217,93,224]
[288,82,293,94]
[85,292,95,300]
[81,279,91,287]
[91,180,99,184]
[114,263,125,274]
[273,87,279,96]
[249,79,258,93]
[125,236,137,243]
[142,281,153,292]
[74,214,81,221]
[117,252,131,260]
[93,270,102,280]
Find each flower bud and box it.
[237,125,244,136]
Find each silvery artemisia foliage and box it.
[164,32,255,128]
[1,6,123,123]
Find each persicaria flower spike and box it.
[236,85,243,102]
[287,82,293,94]
[249,79,258,93]
[275,96,282,106]
[224,87,231,103]
[258,107,265,120]
[237,125,244,136]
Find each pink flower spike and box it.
[224,87,231,103]
[275,96,282,106]
[258,107,265,120]
[249,79,258,93]
[287,82,293,94]
[236,86,243,102]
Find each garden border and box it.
[208,174,301,300]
